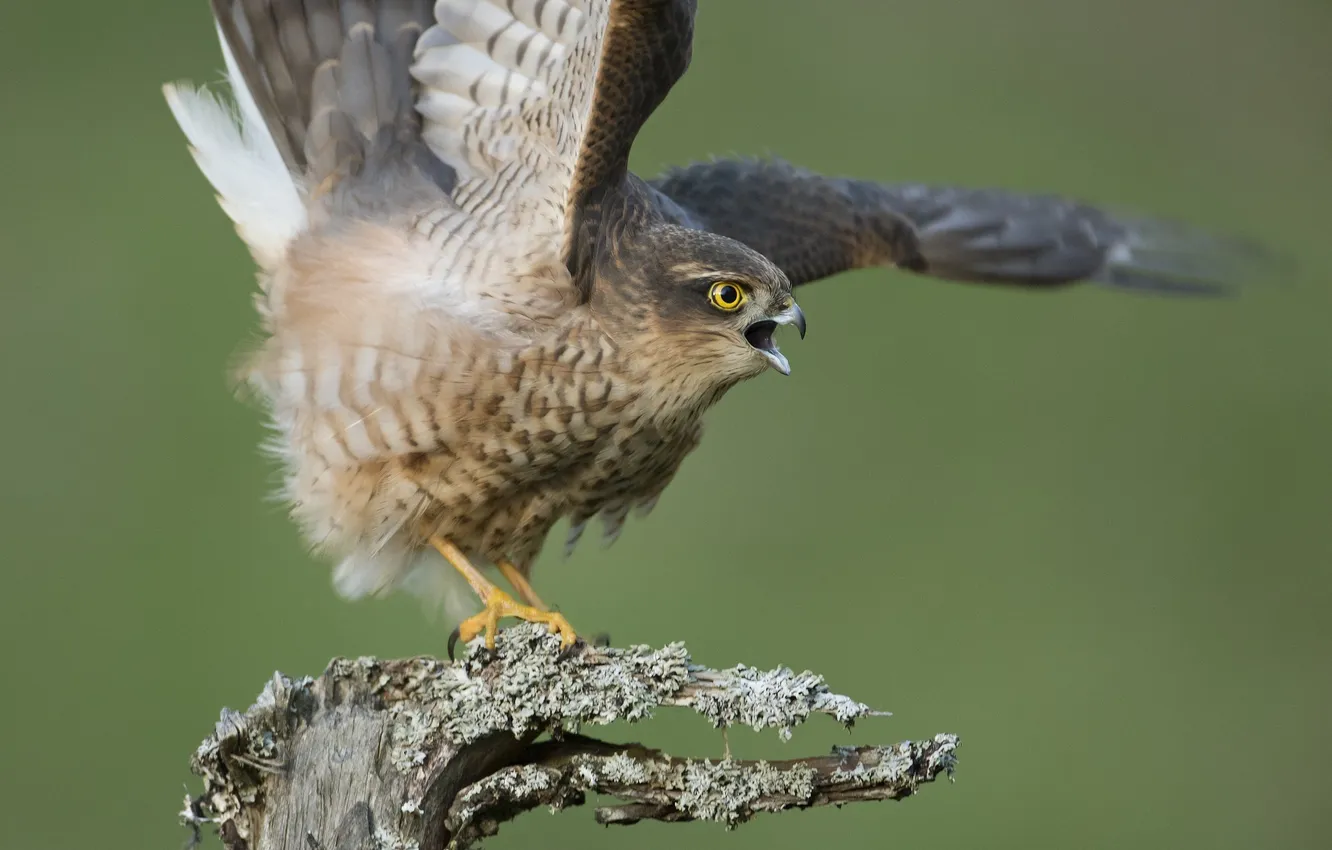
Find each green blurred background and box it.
[2,1,1329,848]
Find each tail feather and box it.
[163,29,306,270]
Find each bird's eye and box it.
[707,282,746,311]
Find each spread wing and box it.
[172,0,694,288]
[164,0,700,461]
[413,0,697,295]
[651,158,1274,294]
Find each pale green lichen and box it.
[447,734,959,845]
[829,744,915,785]
[924,733,961,778]
[358,625,889,772]
[688,663,879,740]
[433,629,692,743]
[387,696,445,775]
[189,625,948,850]
[372,625,691,772]
[564,752,818,826]
[831,734,960,787]
[590,751,653,785]
[451,764,557,826]
[448,763,593,847]
[373,828,421,850]
[329,626,881,771]
[676,759,818,825]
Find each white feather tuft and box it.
[162,25,306,270]
[334,545,477,625]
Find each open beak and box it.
[744,300,806,376]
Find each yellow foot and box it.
[450,586,578,657]
[428,536,579,659]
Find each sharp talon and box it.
[447,626,462,661]
[557,639,585,662]
[449,585,580,661]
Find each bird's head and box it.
[592,223,806,388]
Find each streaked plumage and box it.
[164,0,1267,634]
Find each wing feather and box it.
[651,158,1277,294]
[412,0,603,231]
[413,0,696,290]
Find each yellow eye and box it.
[707,282,747,311]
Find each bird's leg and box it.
[496,559,550,610]
[495,560,614,647]
[428,537,577,654]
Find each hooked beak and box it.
[782,300,808,340]
[744,299,807,376]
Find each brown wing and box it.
[562,0,697,291]
[411,0,697,298]
[651,158,1274,294]
[569,1,696,208]
[206,1,699,309]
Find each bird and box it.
[164,0,1266,654]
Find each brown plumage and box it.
[164,0,1269,648]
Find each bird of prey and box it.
[164,0,1261,652]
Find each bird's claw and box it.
[447,626,474,666]
[447,626,491,662]
[556,631,612,661]
[557,636,592,662]
[447,587,579,662]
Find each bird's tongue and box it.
[745,321,790,375]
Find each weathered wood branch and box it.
[183,624,958,850]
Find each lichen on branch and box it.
[184,624,958,850]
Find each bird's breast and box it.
[387,326,709,563]
[271,318,718,574]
